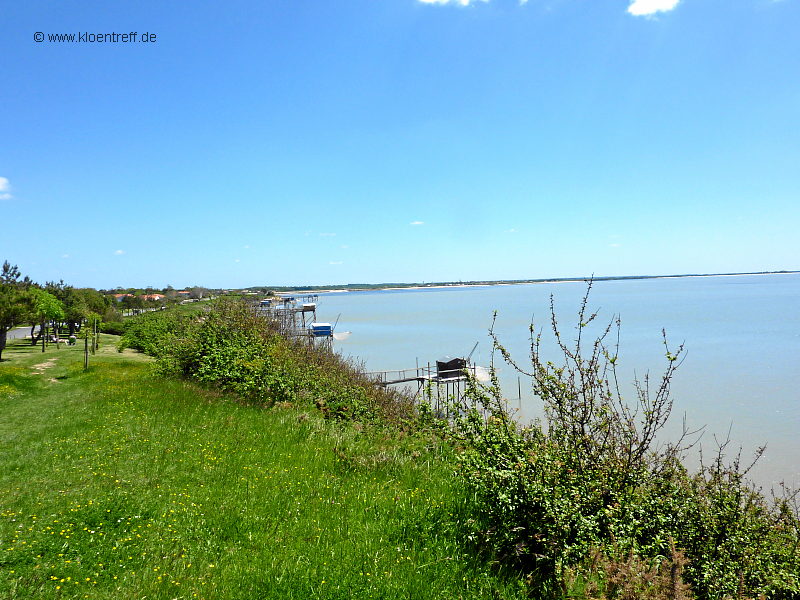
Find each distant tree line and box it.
[0,261,117,360]
[0,261,227,360]
[102,285,212,299]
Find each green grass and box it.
[0,337,527,599]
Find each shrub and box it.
[99,321,126,336]
[122,298,414,423]
[117,309,198,356]
[450,283,800,598]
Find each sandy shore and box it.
[286,271,798,295]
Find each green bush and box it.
[449,286,800,599]
[117,309,197,356]
[99,321,126,335]
[121,298,413,423]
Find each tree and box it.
[45,283,110,335]
[27,288,65,352]
[0,261,32,361]
[79,312,102,369]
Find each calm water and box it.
[312,274,800,489]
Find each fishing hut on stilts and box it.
[366,343,487,418]
[256,294,333,348]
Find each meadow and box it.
[5,295,800,599]
[0,335,527,599]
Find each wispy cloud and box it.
[627,0,680,16]
[114,249,125,255]
[410,220,425,226]
[417,0,681,13]
[0,177,12,201]
[61,254,70,259]
[609,243,622,248]
[418,0,488,5]
[329,261,343,265]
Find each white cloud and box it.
[235,258,241,263]
[114,249,125,255]
[506,228,517,233]
[609,243,622,248]
[627,0,680,16]
[418,0,488,5]
[0,177,12,200]
[62,254,70,259]
[410,220,425,226]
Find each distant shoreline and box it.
[270,270,799,296]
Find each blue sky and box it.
[2,0,798,288]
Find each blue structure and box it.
[309,322,332,338]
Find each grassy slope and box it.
[0,336,526,599]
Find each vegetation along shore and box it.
[2,260,799,599]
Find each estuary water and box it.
[314,273,800,489]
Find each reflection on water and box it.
[315,274,800,489]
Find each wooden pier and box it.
[366,360,486,417]
[367,363,483,386]
[257,301,319,328]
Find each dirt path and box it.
[30,359,56,374]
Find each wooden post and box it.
[84,330,89,370]
[427,362,431,406]
[435,363,440,415]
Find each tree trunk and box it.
[0,327,7,361]
[30,324,39,345]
